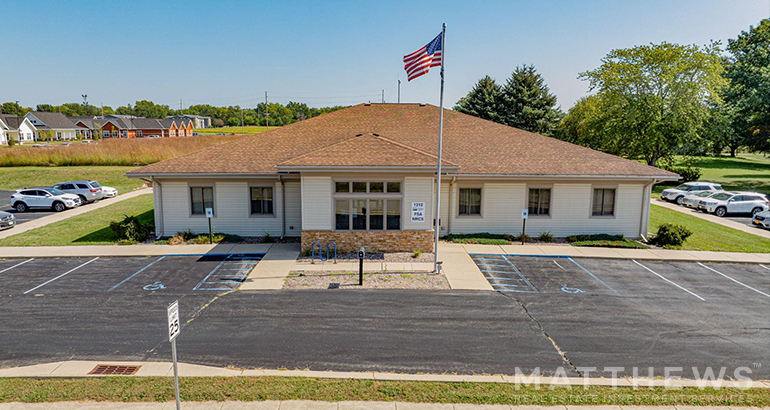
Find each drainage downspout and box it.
[639,179,658,240]
[280,175,286,239]
[447,176,456,235]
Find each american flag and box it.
[403,32,442,82]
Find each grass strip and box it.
[0,377,767,405]
[0,194,153,247]
[649,204,770,253]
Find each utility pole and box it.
[180,99,183,115]
[381,89,384,103]
[240,107,244,135]
[265,92,269,130]
[101,103,104,117]
[398,80,401,104]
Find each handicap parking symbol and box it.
[143,281,166,291]
[561,285,584,294]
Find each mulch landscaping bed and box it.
[298,252,435,263]
[283,270,449,290]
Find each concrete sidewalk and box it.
[652,199,770,239]
[241,243,300,290]
[0,188,153,241]
[0,360,765,389]
[0,403,760,410]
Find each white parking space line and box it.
[760,264,770,272]
[108,256,167,292]
[552,260,565,270]
[23,257,99,294]
[568,257,622,296]
[0,258,34,274]
[632,260,705,301]
[697,262,770,298]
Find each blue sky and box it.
[1,0,767,110]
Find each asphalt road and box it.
[0,254,768,380]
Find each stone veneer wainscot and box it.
[301,230,434,253]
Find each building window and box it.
[190,186,214,215]
[528,188,551,216]
[458,188,481,215]
[592,188,615,217]
[333,181,402,231]
[56,132,62,139]
[250,187,273,215]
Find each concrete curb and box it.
[0,361,766,389]
[0,188,153,241]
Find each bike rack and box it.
[311,241,338,264]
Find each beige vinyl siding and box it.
[284,181,302,236]
[301,176,333,230]
[439,180,450,235]
[158,180,284,237]
[403,176,433,230]
[444,181,646,238]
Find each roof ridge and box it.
[276,133,373,166]
[374,134,458,166]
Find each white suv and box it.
[10,187,81,212]
[697,192,770,217]
[661,182,723,205]
[681,190,722,209]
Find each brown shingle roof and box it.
[128,103,677,178]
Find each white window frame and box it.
[526,185,553,218]
[188,184,216,218]
[590,185,617,218]
[248,183,276,218]
[332,180,403,231]
[457,185,483,218]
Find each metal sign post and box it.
[167,300,181,410]
[357,247,365,286]
[521,209,528,245]
[205,208,213,244]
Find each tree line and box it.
[454,18,769,167]
[0,100,346,128]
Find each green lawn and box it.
[0,166,143,194]
[0,377,766,405]
[195,126,271,135]
[649,204,770,253]
[0,194,153,246]
[653,154,770,194]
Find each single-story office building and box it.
[127,103,678,252]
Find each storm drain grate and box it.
[88,365,141,375]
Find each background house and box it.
[167,114,212,128]
[0,114,37,144]
[25,112,78,140]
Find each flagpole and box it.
[433,23,446,273]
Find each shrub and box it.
[538,232,554,243]
[193,234,225,244]
[7,138,17,147]
[651,223,692,247]
[565,233,625,243]
[660,157,702,182]
[109,215,151,242]
[445,233,512,244]
[167,234,186,245]
[412,250,422,259]
[513,233,532,243]
[261,232,276,243]
[177,229,197,241]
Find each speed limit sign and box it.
[167,300,180,342]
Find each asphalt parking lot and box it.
[0,254,767,379]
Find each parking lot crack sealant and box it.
[504,293,582,377]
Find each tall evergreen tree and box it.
[453,76,503,123]
[500,65,561,135]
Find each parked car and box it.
[681,190,724,209]
[0,211,15,230]
[10,187,81,212]
[101,186,118,198]
[661,182,723,205]
[52,180,104,203]
[753,210,770,229]
[697,192,770,217]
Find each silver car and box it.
[0,211,15,230]
[52,180,104,204]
